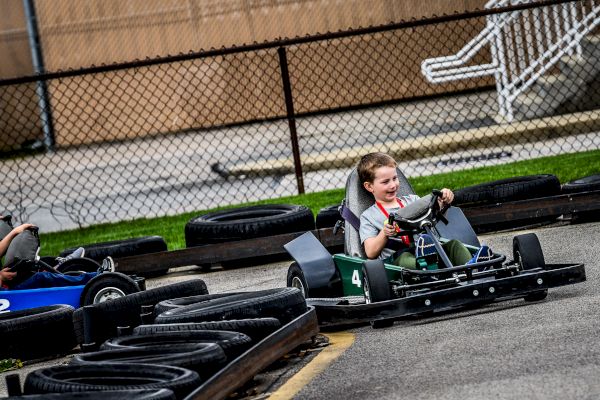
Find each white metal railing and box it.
[421,0,600,121]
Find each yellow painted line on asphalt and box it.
[269,331,355,400]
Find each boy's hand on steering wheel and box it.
[437,188,454,209]
[383,221,397,237]
[0,267,16,284]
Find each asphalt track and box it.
[165,221,599,400]
[1,221,597,399]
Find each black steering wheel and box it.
[430,189,450,225]
[6,258,59,275]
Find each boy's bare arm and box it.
[0,223,36,258]
[364,222,396,259]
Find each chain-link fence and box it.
[1,0,599,232]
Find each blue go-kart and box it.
[0,257,144,313]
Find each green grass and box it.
[39,149,600,256]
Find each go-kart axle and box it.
[391,263,522,292]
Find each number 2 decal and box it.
[351,269,361,287]
[0,299,10,313]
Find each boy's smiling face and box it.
[363,165,399,203]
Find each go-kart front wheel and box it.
[80,272,140,306]
[287,262,308,298]
[513,233,548,301]
[362,260,393,329]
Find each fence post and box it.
[23,0,55,151]
[277,47,305,195]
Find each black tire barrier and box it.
[561,174,600,193]
[184,204,315,268]
[454,174,561,207]
[0,305,76,360]
[23,364,200,399]
[561,174,600,224]
[133,318,282,342]
[73,279,208,347]
[315,205,341,229]
[0,389,177,400]
[154,288,307,325]
[70,343,227,378]
[60,236,169,277]
[153,293,242,317]
[101,330,252,360]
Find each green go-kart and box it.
[284,168,586,328]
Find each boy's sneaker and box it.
[98,256,115,274]
[415,234,436,258]
[467,245,493,265]
[55,247,85,266]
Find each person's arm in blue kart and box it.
[0,222,36,288]
[0,267,16,287]
[0,223,36,258]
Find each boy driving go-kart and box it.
[357,152,493,270]
[284,153,586,328]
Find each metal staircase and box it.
[422,0,600,121]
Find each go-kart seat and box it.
[343,167,415,258]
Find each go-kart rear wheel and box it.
[362,260,393,329]
[80,272,140,306]
[513,233,548,301]
[286,262,308,298]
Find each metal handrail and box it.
[421,0,513,82]
[422,0,600,121]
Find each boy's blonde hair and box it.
[357,152,397,183]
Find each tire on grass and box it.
[561,174,600,193]
[185,205,315,268]
[454,174,561,206]
[60,236,169,277]
[315,205,341,229]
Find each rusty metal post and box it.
[277,46,305,194]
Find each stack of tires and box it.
[453,174,562,233]
[453,173,600,232]
[559,174,600,224]
[59,236,169,277]
[11,284,307,399]
[184,204,315,270]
